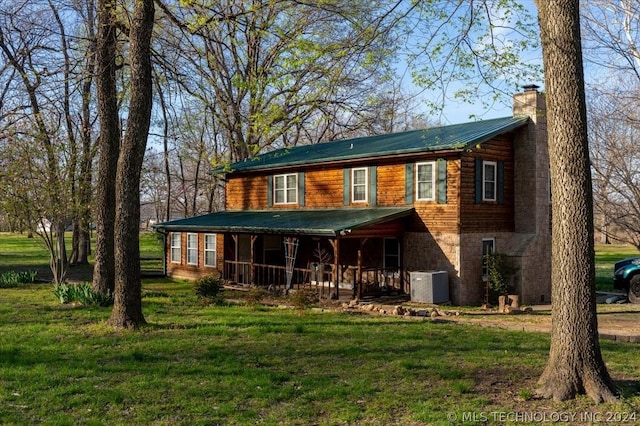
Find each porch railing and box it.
[224,260,407,297]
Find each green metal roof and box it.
[221,115,529,173]
[154,207,414,236]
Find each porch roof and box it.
[154,207,414,236]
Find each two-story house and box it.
[154,87,551,305]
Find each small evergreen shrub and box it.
[486,252,517,303]
[0,270,38,288]
[194,274,225,301]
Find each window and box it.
[204,234,217,268]
[482,238,496,279]
[352,168,368,203]
[274,174,297,204]
[170,233,181,263]
[416,162,436,201]
[187,233,198,265]
[384,238,400,269]
[483,161,497,201]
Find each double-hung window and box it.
[483,161,497,201]
[274,173,297,204]
[416,162,436,201]
[187,233,198,265]
[170,233,181,264]
[352,168,368,203]
[204,234,217,268]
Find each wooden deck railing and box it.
[223,260,407,297]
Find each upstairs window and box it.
[483,161,497,201]
[352,168,368,203]
[416,162,436,201]
[274,174,297,204]
[170,233,181,264]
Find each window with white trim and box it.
[483,161,497,201]
[204,234,217,268]
[416,162,436,201]
[274,173,297,204]
[482,238,495,279]
[170,233,181,264]
[352,167,368,203]
[187,233,198,265]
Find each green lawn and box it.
[0,232,164,280]
[0,234,638,423]
[0,281,639,425]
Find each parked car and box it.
[613,256,640,303]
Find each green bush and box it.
[0,270,38,288]
[244,286,268,308]
[194,274,225,301]
[289,287,319,312]
[486,252,517,303]
[54,283,113,306]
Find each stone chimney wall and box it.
[511,87,552,304]
[513,87,549,235]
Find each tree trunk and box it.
[535,0,617,403]
[108,0,154,329]
[92,0,120,295]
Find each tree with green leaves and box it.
[0,0,98,284]
[155,0,406,165]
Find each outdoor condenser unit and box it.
[409,271,449,304]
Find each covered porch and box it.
[215,208,414,299]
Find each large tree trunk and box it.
[92,0,120,295]
[108,0,154,328]
[535,0,617,403]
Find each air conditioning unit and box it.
[410,271,449,304]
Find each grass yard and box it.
[0,232,164,280]
[0,281,639,425]
[0,234,639,424]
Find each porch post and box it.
[399,235,405,293]
[231,234,239,283]
[250,235,257,284]
[329,238,339,299]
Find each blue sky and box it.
[400,0,543,125]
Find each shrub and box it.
[486,252,517,303]
[244,286,267,308]
[0,270,38,288]
[54,283,113,306]
[194,274,225,301]
[289,287,319,312]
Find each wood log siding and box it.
[223,134,514,233]
[226,175,269,210]
[459,135,515,232]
